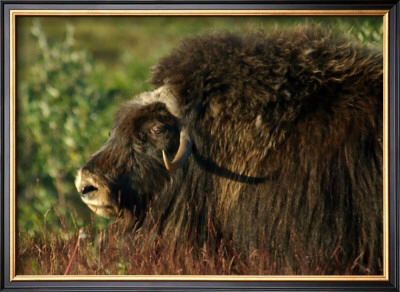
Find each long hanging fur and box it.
[81,26,383,275]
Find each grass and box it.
[16,205,373,275]
[17,207,243,275]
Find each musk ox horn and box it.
[134,85,193,170]
[155,85,192,170]
[134,85,183,119]
[162,127,193,171]
[156,85,183,119]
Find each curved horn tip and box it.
[162,136,193,171]
[162,150,174,171]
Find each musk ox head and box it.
[75,86,192,222]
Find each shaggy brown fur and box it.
[79,27,383,275]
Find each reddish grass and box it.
[16,207,375,275]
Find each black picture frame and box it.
[1,1,399,291]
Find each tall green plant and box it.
[17,21,117,233]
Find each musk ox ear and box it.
[162,127,193,171]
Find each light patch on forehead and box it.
[133,85,183,119]
[132,91,156,106]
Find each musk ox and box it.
[76,27,383,275]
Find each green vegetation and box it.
[16,15,382,275]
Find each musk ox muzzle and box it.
[75,168,118,218]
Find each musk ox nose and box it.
[75,168,116,218]
[75,168,100,198]
[80,184,98,197]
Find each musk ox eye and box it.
[150,125,164,135]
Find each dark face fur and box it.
[75,87,184,222]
